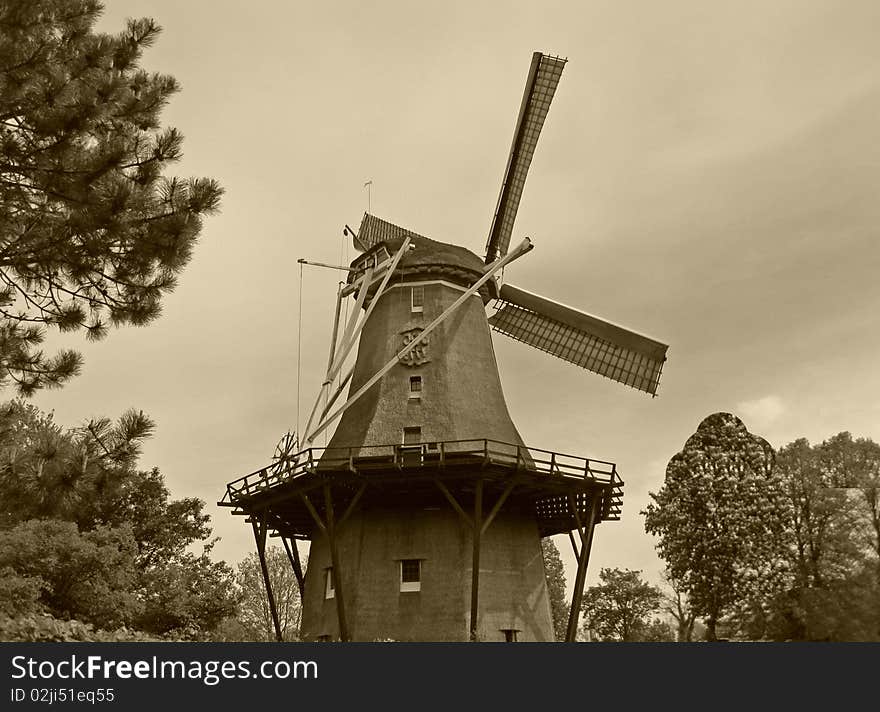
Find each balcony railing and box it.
[221,438,621,506]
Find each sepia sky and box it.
[32,0,880,594]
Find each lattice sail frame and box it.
[485,52,567,263]
[488,284,668,395]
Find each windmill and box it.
[221,52,669,642]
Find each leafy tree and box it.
[776,438,867,590]
[0,399,154,528]
[0,518,139,628]
[0,401,209,561]
[763,435,880,640]
[0,564,44,617]
[236,545,304,642]
[106,466,211,570]
[541,537,568,641]
[818,433,880,573]
[0,0,222,394]
[0,399,235,638]
[631,618,675,642]
[764,568,880,642]
[643,413,787,640]
[135,546,238,637]
[580,568,663,642]
[660,569,698,642]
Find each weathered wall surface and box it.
[325,280,525,451]
[305,258,553,641]
[300,503,554,642]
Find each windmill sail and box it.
[484,52,567,264]
[488,284,668,395]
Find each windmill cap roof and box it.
[350,228,498,299]
[385,234,486,273]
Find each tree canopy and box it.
[236,545,304,642]
[644,413,880,641]
[541,537,568,641]
[0,518,138,628]
[0,0,222,393]
[0,400,236,638]
[659,569,698,642]
[762,434,880,641]
[580,568,666,642]
[643,413,786,640]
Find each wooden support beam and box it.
[302,285,346,442]
[305,237,413,445]
[326,236,410,384]
[470,479,483,642]
[240,478,323,514]
[568,530,580,560]
[434,479,473,528]
[324,282,344,376]
[481,478,517,536]
[569,492,588,547]
[324,484,350,641]
[338,483,367,527]
[326,266,372,381]
[299,492,326,534]
[319,367,354,422]
[282,536,305,604]
[252,514,284,642]
[339,250,399,297]
[298,483,363,640]
[565,494,600,642]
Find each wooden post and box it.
[434,478,514,641]
[470,479,483,641]
[282,536,305,604]
[252,514,283,642]
[568,530,580,559]
[565,493,600,642]
[324,484,350,641]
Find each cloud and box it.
[736,395,786,430]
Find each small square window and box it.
[324,568,335,599]
[400,559,421,592]
[409,375,422,398]
[411,286,424,313]
[403,426,421,445]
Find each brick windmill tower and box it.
[221,53,669,642]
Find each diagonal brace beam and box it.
[435,479,473,527]
[565,494,600,642]
[282,536,305,604]
[305,237,412,445]
[481,478,518,535]
[252,513,283,642]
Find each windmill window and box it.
[400,559,421,592]
[411,286,424,313]
[403,426,421,445]
[501,629,519,642]
[409,375,422,398]
[324,568,335,599]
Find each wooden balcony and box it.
[220,439,623,538]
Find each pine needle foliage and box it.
[0,0,223,393]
